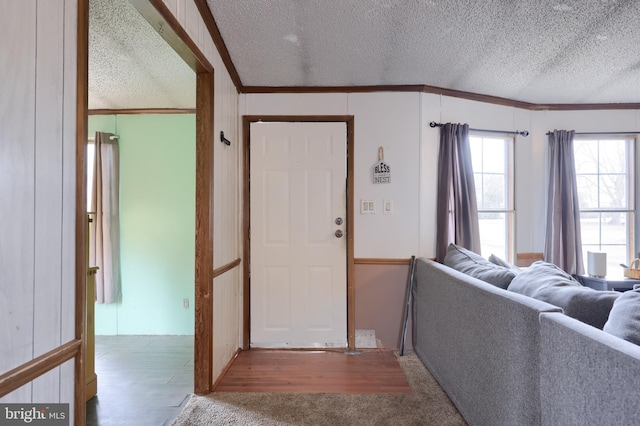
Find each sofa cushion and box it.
[507,261,620,329]
[603,288,640,345]
[488,254,521,273]
[443,243,517,289]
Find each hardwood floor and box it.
[214,349,412,394]
[86,335,193,426]
[85,338,409,424]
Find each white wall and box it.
[242,92,422,258]
[0,0,77,411]
[243,92,640,260]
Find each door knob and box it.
[335,230,343,238]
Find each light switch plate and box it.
[360,199,375,214]
[383,200,393,214]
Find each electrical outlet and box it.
[183,298,189,309]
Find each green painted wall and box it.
[88,114,195,335]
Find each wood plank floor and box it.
[214,349,412,394]
[86,335,193,426]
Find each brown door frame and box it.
[77,6,216,424]
[242,115,356,351]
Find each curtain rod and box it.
[87,135,119,142]
[429,121,529,137]
[545,131,640,136]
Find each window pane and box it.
[580,210,632,266]
[580,212,601,246]
[574,139,598,174]
[599,140,626,174]
[483,173,505,209]
[478,212,507,260]
[599,173,627,208]
[482,138,505,173]
[601,212,629,245]
[576,175,597,208]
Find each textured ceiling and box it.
[206,0,640,105]
[88,0,195,110]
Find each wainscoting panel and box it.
[355,262,412,350]
[213,267,240,382]
[0,0,77,409]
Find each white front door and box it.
[250,121,347,348]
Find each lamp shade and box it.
[587,251,607,278]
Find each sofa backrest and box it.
[539,312,640,426]
[413,258,561,426]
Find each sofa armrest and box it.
[539,312,640,426]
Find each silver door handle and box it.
[335,230,343,238]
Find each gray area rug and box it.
[172,351,466,425]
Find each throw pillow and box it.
[443,243,517,289]
[488,254,521,273]
[507,261,620,329]
[603,288,640,346]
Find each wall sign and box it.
[373,146,390,184]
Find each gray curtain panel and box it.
[544,130,584,275]
[435,123,481,262]
[90,132,121,304]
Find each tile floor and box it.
[86,335,193,426]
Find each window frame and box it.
[469,131,516,262]
[573,134,637,265]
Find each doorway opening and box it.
[79,0,215,423]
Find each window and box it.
[470,134,515,261]
[574,136,636,271]
[87,142,95,212]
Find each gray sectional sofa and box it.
[413,256,640,426]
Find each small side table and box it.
[574,274,640,292]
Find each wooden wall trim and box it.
[346,116,355,351]
[354,258,412,265]
[193,0,242,90]
[193,71,215,395]
[516,252,544,267]
[242,115,356,350]
[241,118,251,350]
[130,0,213,74]
[213,258,241,279]
[75,0,89,423]
[88,108,196,115]
[0,340,81,398]
[240,85,640,111]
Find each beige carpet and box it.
[172,351,466,425]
